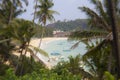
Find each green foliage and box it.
[44,27,54,37]
[47,19,88,31]
[69,30,108,41]
[53,55,93,80]
[0,16,50,77]
[15,56,35,76]
[0,0,29,77]
[9,19,35,43]
[0,69,18,80]
[0,0,28,24]
[79,0,111,31]
[1,0,119,80]
[103,71,115,80]
[29,45,48,57]
[35,0,58,25]
[0,19,49,76]
[52,61,68,75]
[0,67,81,80]
[68,55,81,74]
[82,39,116,80]
[34,26,54,38]
[69,0,120,79]
[0,55,83,80]
[0,63,9,76]
[0,0,54,79]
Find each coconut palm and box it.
[0,0,49,76]
[107,0,120,78]
[35,0,58,47]
[69,0,120,79]
[33,0,38,23]
[8,19,48,75]
[68,55,93,79]
[0,0,28,24]
[0,0,28,64]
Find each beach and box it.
[12,37,67,69]
[30,37,67,48]
[30,37,68,69]
[12,37,86,69]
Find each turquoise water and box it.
[42,39,87,62]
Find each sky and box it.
[18,0,94,23]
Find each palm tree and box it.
[0,0,28,24]
[69,0,120,79]
[68,55,93,79]
[0,0,28,64]
[8,19,48,75]
[33,0,38,23]
[0,0,49,76]
[107,0,120,78]
[35,0,58,48]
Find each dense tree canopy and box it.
[47,19,89,31]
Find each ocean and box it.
[39,38,87,65]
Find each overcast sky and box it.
[18,0,94,23]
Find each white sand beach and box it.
[30,37,68,69]
[12,37,67,69]
[30,37,67,48]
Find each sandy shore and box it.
[30,37,67,69]
[30,37,67,48]
[12,37,67,69]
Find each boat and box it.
[50,52,61,56]
[63,47,71,52]
[63,49,71,52]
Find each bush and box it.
[0,68,81,80]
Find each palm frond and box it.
[26,46,49,67]
[82,32,112,60]
[35,0,58,25]
[79,7,111,31]
[69,30,108,40]
[70,41,81,49]
[0,39,10,43]
[14,9,24,17]
[29,45,48,57]
[25,47,40,60]
[69,30,109,49]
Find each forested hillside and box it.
[34,24,54,38]
[47,19,89,31]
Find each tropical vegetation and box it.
[69,0,120,79]
[35,0,58,48]
[47,19,88,31]
[0,0,119,80]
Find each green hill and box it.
[47,19,89,31]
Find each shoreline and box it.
[13,37,68,69]
[30,37,68,69]
[30,37,68,48]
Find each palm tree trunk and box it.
[8,4,13,24]
[108,0,120,78]
[15,47,24,75]
[38,26,45,48]
[32,0,48,66]
[33,0,38,23]
[107,52,112,72]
